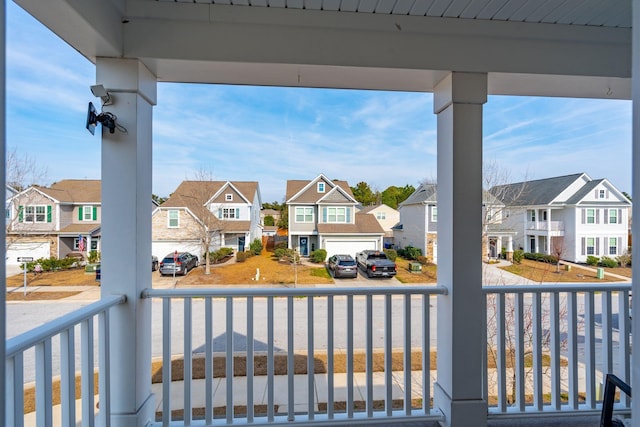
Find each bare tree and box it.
[6,147,48,191]
[550,236,566,273]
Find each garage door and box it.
[152,241,201,261]
[324,239,378,259]
[6,242,50,264]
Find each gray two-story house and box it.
[285,174,384,258]
[6,180,101,264]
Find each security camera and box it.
[90,84,113,106]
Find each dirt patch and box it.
[6,291,82,301]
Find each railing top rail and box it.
[142,286,448,299]
[6,294,126,358]
[483,283,632,294]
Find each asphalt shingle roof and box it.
[37,180,101,203]
[489,173,585,206]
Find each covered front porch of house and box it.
[1,1,640,426]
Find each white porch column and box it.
[506,235,514,261]
[631,0,640,422]
[434,72,488,426]
[0,0,6,423]
[98,58,157,427]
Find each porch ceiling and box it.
[14,0,632,98]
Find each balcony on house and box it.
[527,220,565,232]
[6,282,632,426]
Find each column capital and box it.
[434,72,487,114]
[96,58,157,105]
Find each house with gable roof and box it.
[6,179,102,264]
[285,174,385,258]
[491,173,631,263]
[357,204,400,248]
[152,180,262,259]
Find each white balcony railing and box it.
[527,220,564,231]
[141,286,447,426]
[5,294,126,427]
[484,284,631,419]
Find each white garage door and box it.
[324,239,378,259]
[153,241,201,261]
[6,242,50,265]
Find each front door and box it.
[299,236,309,256]
[530,237,536,253]
[238,236,245,253]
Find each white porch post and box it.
[433,72,488,426]
[98,58,157,426]
[0,0,6,423]
[631,0,640,422]
[506,236,514,261]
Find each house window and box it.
[91,240,98,250]
[5,206,10,219]
[529,210,535,221]
[24,206,35,222]
[79,205,96,221]
[35,205,46,223]
[376,212,386,220]
[586,237,595,255]
[317,182,325,193]
[609,237,617,255]
[225,194,233,201]
[168,210,179,228]
[431,207,437,222]
[222,208,237,219]
[586,209,595,224]
[487,208,493,221]
[327,207,347,223]
[74,237,83,250]
[295,207,314,223]
[609,209,618,224]
[599,189,606,199]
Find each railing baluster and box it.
[404,294,412,416]
[184,297,192,426]
[533,292,543,411]
[205,297,213,424]
[347,294,354,419]
[60,327,76,427]
[162,298,172,426]
[496,293,506,413]
[287,296,294,421]
[567,291,579,410]
[98,310,111,427]
[7,354,24,427]
[36,339,53,427]
[226,297,234,424]
[602,291,613,378]
[550,291,561,410]
[246,296,254,423]
[307,296,315,420]
[81,318,95,427]
[384,294,392,416]
[515,293,525,411]
[585,292,596,408]
[327,295,334,419]
[267,296,274,422]
[366,294,373,417]
[618,290,631,407]
[422,293,431,415]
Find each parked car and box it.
[356,250,397,278]
[327,254,358,278]
[152,255,159,271]
[159,252,199,276]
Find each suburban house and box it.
[6,179,101,264]
[491,173,632,263]
[5,184,17,228]
[152,180,262,260]
[394,183,517,263]
[285,174,385,258]
[357,204,399,249]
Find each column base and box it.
[109,393,155,427]
[434,382,487,427]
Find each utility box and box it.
[597,268,604,279]
[409,262,422,273]
[565,264,571,271]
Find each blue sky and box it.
[6,2,633,203]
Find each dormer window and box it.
[317,182,325,193]
[225,194,233,202]
[599,189,606,199]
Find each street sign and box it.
[17,257,34,263]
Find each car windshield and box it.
[162,257,177,263]
[339,260,356,266]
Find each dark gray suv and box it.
[159,252,198,276]
[327,254,358,278]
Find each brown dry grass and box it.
[394,258,437,284]
[500,259,620,282]
[178,251,333,286]
[6,268,99,287]
[6,291,81,301]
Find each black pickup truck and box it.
[356,250,397,278]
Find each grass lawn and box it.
[500,259,621,282]
[394,257,437,284]
[6,267,99,287]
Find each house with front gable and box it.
[5,184,17,228]
[357,204,400,249]
[152,181,262,259]
[285,174,385,258]
[394,183,517,263]
[6,180,101,264]
[490,173,631,263]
